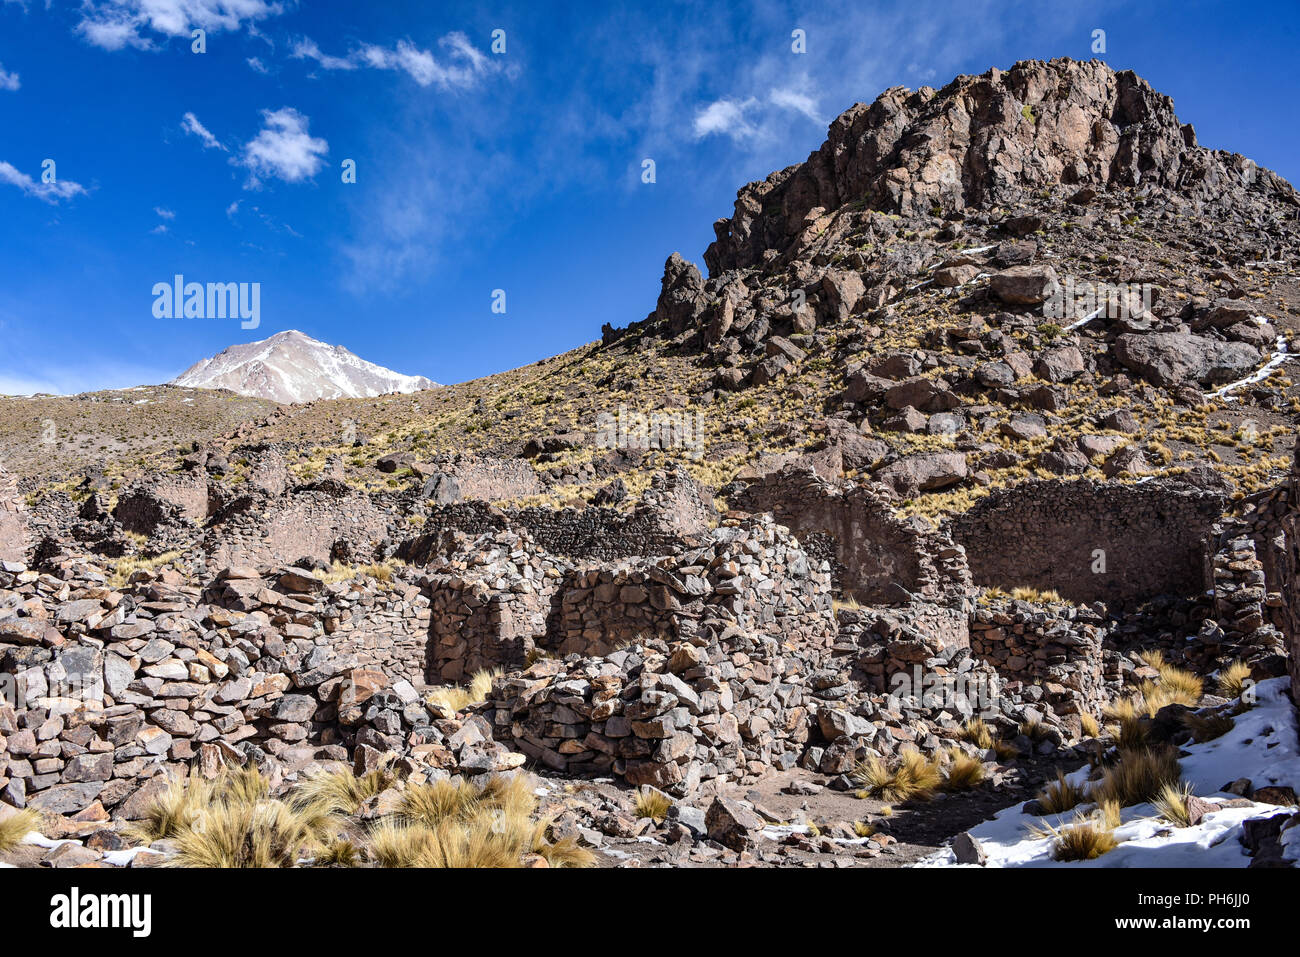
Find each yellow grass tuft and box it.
[1009,586,1063,604]
[126,773,213,844]
[1152,781,1196,827]
[294,765,394,816]
[426,667,502,713]
[852,749,943,803]
[1079,713,1100,738]
[942,749,987,791]
[0,808,40,853]
[958,718,994,750]
[397,777,483,826]
[1093,747,1182,808]
[633,788,673,822]
[1217,660,1252,699]
[1154,663,1204,704]
[166,798,335,868]
[1041,817,1120,861]
[1036,771,1086,815]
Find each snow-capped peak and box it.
[170,330,438,404]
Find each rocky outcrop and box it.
[703,58,1295,275]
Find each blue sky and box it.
[1,0,1297,394]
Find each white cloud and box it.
[150,223,169,234]
[0,160,86,203]
[75,0,284,51]
[181,111,226,151]
[237,107,328,187]
[0,63,19,91]
[769,86,823,125]
[226,199,240,217]
[246,56,268,74]
[290,36,356,71]
[693,97,759,140]
[154,206,175,219]
[294,32,497,90]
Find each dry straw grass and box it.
[852,749,943,803]
[0,808,40,853]
[633,788,673,822]
[1036,771,1086,815]
[133,764,593,869]
[1217,660,1252,699]
[426,668,503,713]
[1093,747,1182,809]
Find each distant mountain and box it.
[171,330,437,403]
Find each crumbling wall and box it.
[433,454,545,501]
[549,516,835,658]
[733,466,971,604]
[403,469,718,565]
[420,532,562,684]
[948,479,1225,605]
[113,468,210,536]
[0,467,30,563]
[968,601,1112,719]
[204,480,393,568]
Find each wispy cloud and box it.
[74,0,284,52]
[694,84,824,142]
[154,206,175,219]
[246,55,268,74]
[0,160,86,203]
[293,31,497,90]
[181,111,226,151]
[237,107,328,187]
[0,63,19,91]
[290,36,356,71]
[693,97,759,140]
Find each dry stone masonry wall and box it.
[948,479,1226,605]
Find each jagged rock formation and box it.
[703,58,1296,274]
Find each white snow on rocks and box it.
[922,677,1300,868]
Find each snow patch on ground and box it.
[922,677,1299,868]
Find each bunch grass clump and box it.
[942,749,987,791]
[1036,771,1086,815]
[426,668,503,713]
[372,774,592,869]
[1217,660,1252,699]
[0,808,40,853]
[1152,781,1196,828]
[1093,747,1181,809]
[295,764,394,816]
[633,788,673,822]
[1041,818,1119,861]
[958,718,994,750]
[852,749,943,803]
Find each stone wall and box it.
[420,531,562,684]
[113,468,210,535]
[0,557,520,819]
[0,467,29,564]
[968,600,1113,721]
[403,468,718,566]
[203,479,394,569]
[549,516,835,658]
[733,466,972,604]
[948,479,1226,605]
